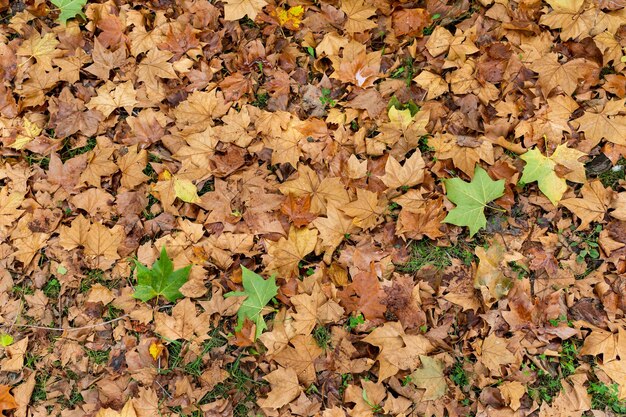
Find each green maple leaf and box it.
[132,247,191,302]
[50,0,87,24]
[443,166,505,237]
[225,266,278,340]
[519,148,567,205]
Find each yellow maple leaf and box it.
[173,177,200,203]
[148,341,165,360]
[273,5,304,30]
[10,118,41,150]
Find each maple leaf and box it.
[443,166,505,237]
[154,298,211,342]
[133,246,191,302]
[380,151,425,189]
[291,282,344,335]
[574,100,626,147]
[223,0,268,21]
[411,356,447,401]
[87,81,138,118]
[270,5,305,30]
[278,166,350,215]
[532,54,596,97]
[273,334,322,385]
[0,385,18,414]
[474,240,512,304]
[16,32,60,72]
[561,181,612,230]
[0,187,24,230]
[51,0,87,24]
[94,400,137,417]
[85,39,127,80]
[519,145,586,205]
[480,334,517,376]
[257,367,302,409]
[225,266,278,339]
[341,188,386,230]
[173,176,200,204]
[265,227,318,278]
[337,264,387,321]
[341,0,377,34]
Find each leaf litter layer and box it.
[1,0,626,416]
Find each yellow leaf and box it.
[148,341,164,360]
[11,118,42,150]
[274,6,304,29]
[173,177,200,203]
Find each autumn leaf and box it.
[479,334,517,376]
[474,240,512,304]
[154,298,210,342]
[273,335,322,385]
[133,246,191,302]
[443,166,505,236]
[380,151,426,189]
[223,0,268,21]
[341,188,386,230]
[561,181,612,230]
[265,227,318,278]
[271,5,305,30]
[0,385,17,414]
[411,356,447,401]
[94,400,137,417]
[338,264,387,321]
[225,266,278,339]
[257,367,302,409]
[519,145,586,205]
[341,0,377,34]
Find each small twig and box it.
[15,314,129,332]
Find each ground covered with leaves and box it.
[1,0,626,416]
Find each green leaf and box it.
[132,246,191,302]
[519,148,566,205]
[225,266,278,339]
[50,0,87,24]
[443,166,505,237]
[0,334,13,347]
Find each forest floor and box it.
[1,0,626,416]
